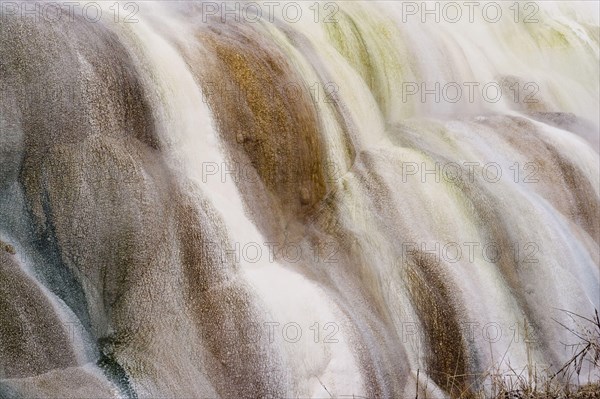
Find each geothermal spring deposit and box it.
[0,1,599,398]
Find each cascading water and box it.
[0,1,598,398]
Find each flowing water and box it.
[0,1,598,398]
